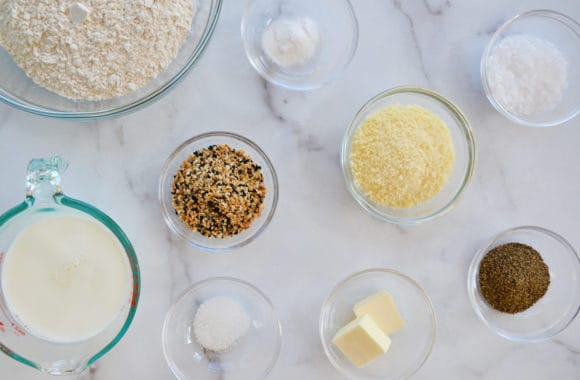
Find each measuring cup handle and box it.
[25,157,68,203]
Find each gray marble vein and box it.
[421,0,452,16]
[392,0,432,83]
[553,339,580,356]
[259,78,324,152]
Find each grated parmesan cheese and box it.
[349,105,455,209]
[0,0,194,100]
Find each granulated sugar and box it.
[193,296,250,352]
[0,0,194,100]
[487,34,568,117]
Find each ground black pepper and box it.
[478,242,550,314]
[171,144,266,238]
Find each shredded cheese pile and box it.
[349,104,455,209]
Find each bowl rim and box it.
[240,0,359,91]
[340,86,477,225]
[162,276,283,380]
[0,0,223,120]
[158,131,279,253]
[480,9,580,127]
[319,268,437,380]
[466,225,580,342]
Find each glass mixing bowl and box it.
[241,0,358,90]
[481,10,580,127]
[162,277,282,380]
[159,132,278,253]
[341,86,476,225]
[0,157,140,375]
[0,0,222,120]
[320,269,436,380]
[467,226,580,342]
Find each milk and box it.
[1,216,132,342]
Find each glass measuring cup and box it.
[0,157,140,375]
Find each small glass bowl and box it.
[481,10,580,127]
[241,0,358,91]
[0,0,222,120]
[159,132,278,253]
[162,277,282,380]
[320,269,436,380]
[467,226,580,342]
[341,86,476,225]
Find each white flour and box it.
[0,0,194,100]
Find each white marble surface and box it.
[1,0,579,379]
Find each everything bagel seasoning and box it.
[171,144,266,238]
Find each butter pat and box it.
[332,315,391,368]
[354,290,404,335]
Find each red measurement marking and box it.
[10,323,25,337]
[0,321,5,333]
[131,281,140,307]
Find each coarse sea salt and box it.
[193,296,250,352]
[487,34,568,117]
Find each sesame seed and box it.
[171,144,267,238]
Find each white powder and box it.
[193,296,250,352]
[261,17,319,67]
[0,0,194,100]
[487,34,568,117]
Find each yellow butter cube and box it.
[332,315,391,368]
[353,290,404,335]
